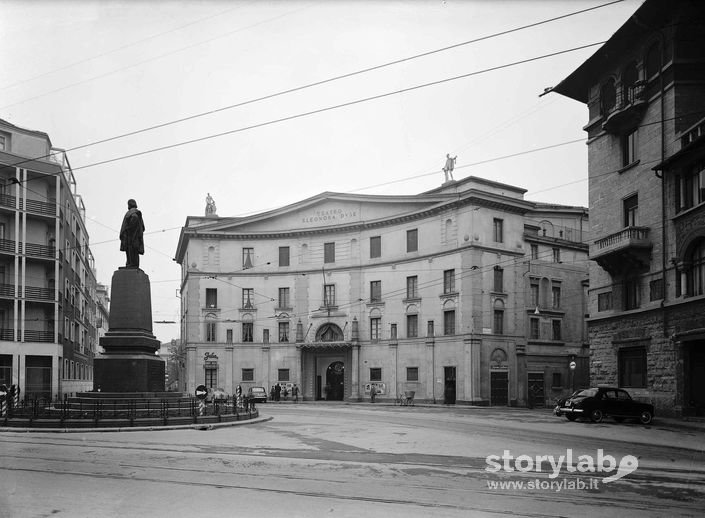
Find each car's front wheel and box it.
[589,409,603,423]
[565,414,577,421]
[639,410,653,425]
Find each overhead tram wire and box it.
[0,3,246,92]
[2,0,625,170]
[38,42,610,175]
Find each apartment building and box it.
[553,0,705,416]
[0,118,98,399]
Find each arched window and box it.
[645,42,661,80]
[687,240,705,296]
[205,313,217,342]
[622,62,639,103]
[600,78,616,115]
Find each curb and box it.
[0,416,273,434]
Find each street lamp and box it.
[569,359,576,392]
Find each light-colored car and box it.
[247,386,268,403]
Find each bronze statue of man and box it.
[120,199,145,268]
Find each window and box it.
[493,307,504,335]
[530,318,539,339]
[622,130,638,166]
[370,236,381,258]
[407,314,418,338]
[406,276,418,299]
[649,278,664,301]
[444,310,455,335]
[624,278,640,310]
[530,244,539,260]
[493,218,504,243]
[206,317,216,342]
[427,320,434,337]
[205,366,217,389]
[0,134,6,151]
[242,368,254,381]
[263,329,269,343]
[645,42,660,79]
[370,368,382,381]
[598,292,613,311]
[406,229,418,252]
[279,246,290,267]
[278,369,290,382]
[552,248,561,263]
[324,284,335,307]
[278,322,289,342]
[324,242,335,263]
[278,287,290,309]
[676,164,705,212]
[600,78,616,115]
[552,372,562,388]
[686,240,705,296]
[619,347,647,387]
[242,288,254,309]
[370,317,381,342]
[206,288,217,308]
[390,323,397,340]
[493,267,503,292]
[623,194,638,227]
[370,280,381,303]
[242,322,253,342]
[552,320,562,341]
[407,367,419,382]
[443,269,455,294]
[242,247,254,269]
[226,329,233,343]
[530,282,539,307]
[552,286,561,309]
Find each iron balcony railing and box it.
[0,283,55,301]
[0,239,56,259]
[0,195,56,217]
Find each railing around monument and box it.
[0,395,258,426]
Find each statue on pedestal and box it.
[119,199,145,268]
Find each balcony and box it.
[0,283,55,302]
[602,81,647,134]
[591,226,652,275]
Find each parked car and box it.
[247,386,268,403]
[553,390,582,416]
[558,387,654,424]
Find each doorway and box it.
[527,372,545,408]
[687,342,705,416]
[490,371,509,406]
[325,361,345,400]
[444,366,456,404]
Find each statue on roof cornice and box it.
[205,193,217,217]
[443,154,457,182]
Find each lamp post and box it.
[569,359,576,393]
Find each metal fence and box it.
[0,394,258,426]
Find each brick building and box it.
[175,176,589,406]
[553,0,705,416]
[0,118,99,399]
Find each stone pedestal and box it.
[95,268,165,393]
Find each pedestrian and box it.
[370,384,376,403]
[275,383,281,401]
[270,385,275,401]
[292,384,299,403]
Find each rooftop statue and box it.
[443,154,457,182]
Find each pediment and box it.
[195,193,446,234]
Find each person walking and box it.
[275,383,281,402]
[292,384,299,403]
[370,384,377,403]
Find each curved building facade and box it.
[175,176,589,405]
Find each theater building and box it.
[553,0,705,416]
[175,176,589,405]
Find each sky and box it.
[0,0,643,343]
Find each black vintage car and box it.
[558,387,654,424]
